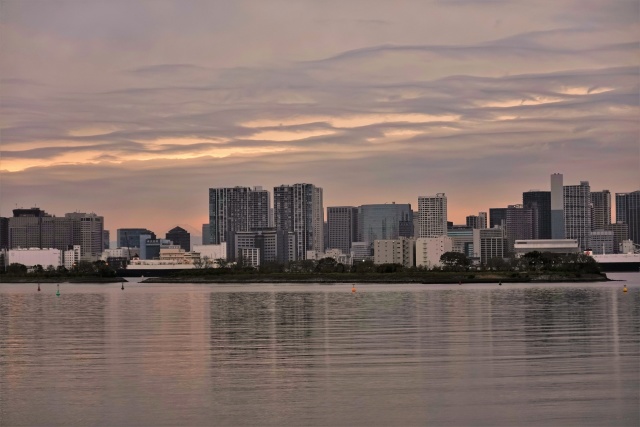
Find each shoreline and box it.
[0,277,128,284]
[141,272,609,284]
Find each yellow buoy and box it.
[623,285,627,293]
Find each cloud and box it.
[0,0,637,232]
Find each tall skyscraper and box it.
[166,226,191,252]
[9,209,104,261]
[209,186,271,259]
[418,194,447,238]
[591,190,611,231]
[616,191,640,245]
[327,206,359,254]
[201,223,212,245]
[505,204,534,253]
[274,183,324,260]
[358,203,413,245]
[117,228,156,248]
[466,212,487,229]
[523,190,551,239]
[0,217,9,250]
[489,208,507,229]
[551,173,565,239]
[564,181,591,251]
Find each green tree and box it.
[440,252,470,271]
[6,263,27,275]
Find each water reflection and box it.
[0,283,638,426]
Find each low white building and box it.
[7,248,62,269]
[306,249,352,266]
[192,243,227,263]
[513,239,580,257]
[64,245,81,270]
[373,238,415,268]
[415,236,452,268]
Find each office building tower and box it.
[117,228,156,248]
[0,217,8,249]
[489,208,507,229]
[274,183,324,260]
[604,222,629,254]
[615,191,640,245]
[209,186,271,259]
[447,225,474,258]
[65,212,105,260]
[234,228,296,264]
[202,224,212,245]
[564,181,591,251]
[103,230,110,250]
[505,204,534,253]
[466,212,487,229]
[9,209,104,261]
[327,206,359,254]
[590,230,614,255]
[473,228,507,265]
[166,226,191,252]
[358,203,413,246]
[551,173,565,239]
[523,190,551,239]
[591,190,611,231]
[418,194,447,238]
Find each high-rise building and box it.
[447,225,474,258]
[615,191,640,245]
[65,212,105,260]
[234,228,296,264]
[166,226,190,252]
[274,183,323,260]
[0,217,9,250]
[9,209,104,261]
[358,203,413,245]
[590,230,614,255]
[466,212,487,229]
[209,186,271,259]
[591,190,611,231]
[604,222,629,253]
[523,190,551,239]
[473,227,507,264]
[117,228,156,248]
[327,206,359,255]
[103,230,110,250]
[564,181,591,251]
[551,173,565,239]
[505,204,533,253]
[202,224,212,245]
[418,194,447,238]
[489,208,507,229]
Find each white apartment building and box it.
[373,238,415,268]
[415,236,453,268]
[418,194,447,238]
[64,245,81,270]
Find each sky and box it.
[1,0,638,239]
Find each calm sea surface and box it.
[1,274,639,426]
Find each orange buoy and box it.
[351,285,356,293]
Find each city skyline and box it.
[1,1,638,235]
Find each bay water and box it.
[1,274,638,426]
